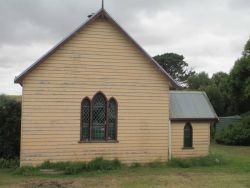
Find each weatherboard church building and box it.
[15,6,218,166]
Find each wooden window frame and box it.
[183,122,193,149]
[79,91,118,143]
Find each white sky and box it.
[0,0,249,95]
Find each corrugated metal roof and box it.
[216,115,241,133]
[170,91,218,120]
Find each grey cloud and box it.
[0,0,249,94]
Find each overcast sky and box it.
[1,0,250,95]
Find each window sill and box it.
[182,147,194,150]
[78,140,119,143]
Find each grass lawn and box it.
[0,144,250,188]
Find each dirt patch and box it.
[21,180,81,188]
[176,172,191,178]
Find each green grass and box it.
[0,144,250,188]
[168,153,227,168]
[15,157,123,175]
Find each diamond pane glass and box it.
[92,93,106,140]
[108,98,117,140]
[82,98,90,140]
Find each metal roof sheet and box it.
[170,91,218,120]
[216,115,241,133]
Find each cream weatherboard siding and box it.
[20,17,170,166]
[171,122,210,158]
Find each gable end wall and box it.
[20,17,170,166]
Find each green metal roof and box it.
[216,115,241,133]
[170,91,218,120]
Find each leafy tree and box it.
[243,38,250,56]
[187,72,211,90]
[211,72,232,115]
[230,38,250,114]
[202,85,224,115]
[212,72,229,89]
[0,95,21,159]
[183,38,250,116]
[187,72,229,116]
[154,53,195,85]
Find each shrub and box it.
[0,95,21,159]
[168,153,226,168]
[215,113,250,145]
[87,157,122,171]
[0,158,19,168]
[129,162,141,168]
[64,162,87,174]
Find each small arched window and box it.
[184,122,193,148]
[108,98,117,140]
[81,97,91,141]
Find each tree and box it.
[230,58,250,113]
[153,53,195,85]
[212,72,229,88]
[230,38,250,114]
[201,84,225,116]
[187,72,211,90]
[211,72,232,115]
[187,72,228,116]
[243,38,250,56]
[0,95,21,159]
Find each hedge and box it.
[0,95,21,159]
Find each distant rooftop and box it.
[170,91,218,121]
[216,115,241,133]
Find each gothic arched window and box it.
[184,122,193,148]
[80,92,118,142]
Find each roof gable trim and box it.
[14,9,178,88]
[14,8,103,84]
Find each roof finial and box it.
[102,0,104,10]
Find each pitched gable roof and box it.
[170,91,218,121]
[14,8,178,88]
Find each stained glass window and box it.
[80,92,117,142]
[81,98,90,140]
[184,122,193,148]
[92,92,106,140]
[108,98,117,140]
